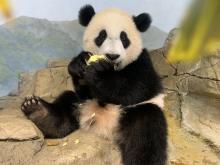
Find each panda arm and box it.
[84,50,162,105]
[68,51,92,100]
[68,51,90,78]
[90,69,156,105]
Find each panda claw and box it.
[31,99,36,104]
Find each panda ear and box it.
[78,5,95,26]
[133,13,152,32]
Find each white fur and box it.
[83,8,143,70]
[126,94,165,109]
[78,94,165,140]
[79,100,122,140]
[144,94,165,109]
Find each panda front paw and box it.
[84,60,112,83]
[68,51,91,78]
[88,59,112,72]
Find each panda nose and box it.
[106,54,120,61]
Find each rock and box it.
[32,131,121,165]
[0,96,42,141]
[177,73,220,99]
[0,106,24,119]
[162,75,179,91]
[0,96,24,118]
[150,48,176,77]
[0,137,44,165]
[163,28,220,149]
[166,111,220,165]
[0,27,219,164]
[149,48,179,93]
[177,57,220,99]
[18,59,73,99]
[181,94,220,148]
[18,72,36,97]
[0,117,42,140]
[34,67,74,98]
[48,59,70,68]
[0,96,44,165]
[163,28,179,55]
[164,91,181,122]
[164,29,220,97]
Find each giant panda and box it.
[21,5,167,165]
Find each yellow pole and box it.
[0,0,12,19]
[167,0,220,63]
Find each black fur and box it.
[78,5,95,26]
[21,48,167,164]
[21,91,79,138]
[120,31,130,48]
[68,51,92,101]
[133,13,152,32]
[119,103,167,165]
[21,5,167,165]
[95,29,107,47]
[84,49,162,106]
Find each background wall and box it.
[0,0,191,96]
[2,0,191,32]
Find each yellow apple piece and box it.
[86,54,106,65]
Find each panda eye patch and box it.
[95,29,107,47]
[120,31,130,48]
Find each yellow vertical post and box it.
[167,0,220,63]
[0,0,12,19]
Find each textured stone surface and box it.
[164,91,181,122]
[18,72,36,97]
[162,28,220,150]
[0,117,41,140]
[0,96,24,118]
[0,28,220,164]
[166,111,220,165]
[150,48,175,77]
[0,96,219,164]
[32,131,121,165]
[173,49,220,99]
[0,97,42,141]
[48,59,70,68]
[163,28,179,56]
[181,94,220,148]
[34,67,74,98]
[0,137,44,165]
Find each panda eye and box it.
[95,29,107,47]
[120,31,130,49]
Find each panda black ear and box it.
[78,5,95,26]
[133,13,152,32]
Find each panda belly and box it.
[78,94,165,140]
[78,99,122,140]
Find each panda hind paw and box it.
[21,96,46,116]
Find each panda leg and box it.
[118,103,167,165]
[21,90,80,138]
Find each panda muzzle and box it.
[106,54,120,61]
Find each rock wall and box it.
[0,29,219,164]
[163,29,220,149]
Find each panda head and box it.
[79,5,151,70]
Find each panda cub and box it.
[21,5,167,165]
